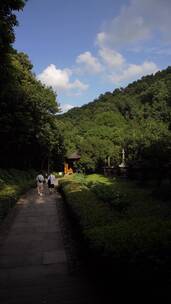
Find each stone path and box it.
[0,185,100,304]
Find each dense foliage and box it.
[0,1,64,171]
[59,174,171,279]
[0,0,27,60]
[59,68,171,178]
[0,168,36,223]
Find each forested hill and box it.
[58,67,171,173]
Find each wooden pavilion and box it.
[64,152,81,175]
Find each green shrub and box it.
[85,217,171,260]
[91,183,130,212]
[59,174,171,274]
[59,179,113,229]
[0,169,36,223]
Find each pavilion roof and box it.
[67,152,81,160]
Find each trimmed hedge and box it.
[58,174,171,275]
[59,180,113,229]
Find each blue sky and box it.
[14,0,171,112]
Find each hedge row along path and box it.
[0,183,100,304]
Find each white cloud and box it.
[61,103,74,113]
[99,47,125,68]
[96,32,107,47]
[96,0,171,48]
[110,61,158,84]
[37,64,88,93]
[69,79,88,91]
[76,51,102,74]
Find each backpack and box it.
[38,175,44,183]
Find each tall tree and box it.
[0,50,63,169]
[0,0,27,57]
[0,0,27,94]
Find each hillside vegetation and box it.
[58,67,171,179]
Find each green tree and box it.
[0,51,62,169]
[58,66,171,176]
[0,0,27,58]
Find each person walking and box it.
[36,173,44,196]
[48,173,55,193]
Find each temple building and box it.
[64,152,81,175]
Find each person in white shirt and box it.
[36,173,44,196]
[48,173,55,193]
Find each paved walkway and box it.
[0,185,99,304]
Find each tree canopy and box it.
[0,0,27,58]
[59,67,171,177]
[0,49,64,170]
[0,1,64,171]
[1,0,171,177]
